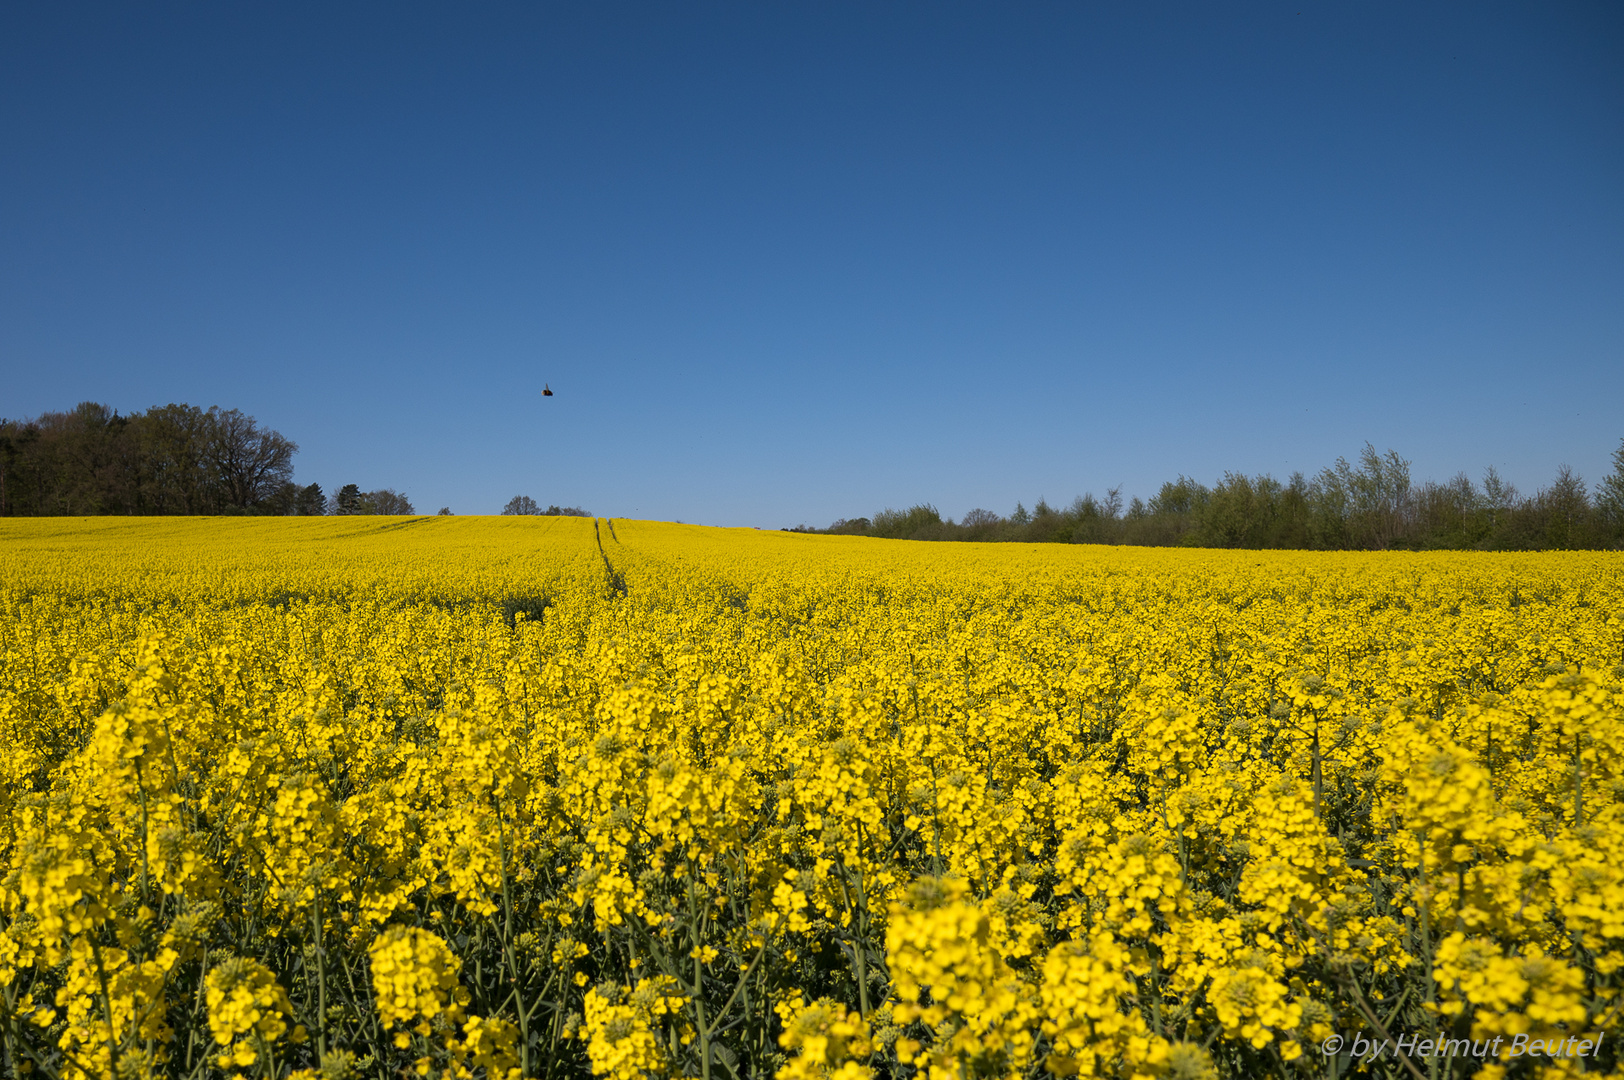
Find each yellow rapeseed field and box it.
[1,517,1620,1080]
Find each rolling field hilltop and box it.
[1,516,1621,1080]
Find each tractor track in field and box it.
[593,518,627,597]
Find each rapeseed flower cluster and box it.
[206,956,297,1069]
[0,515,1619,1078]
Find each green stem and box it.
[87,934,122,1079]
[495,800,532,1076]
[313,892,328,1062]
[1574,732,1584,828]
[688,869,712,1080]
[1416,829,1439,1080]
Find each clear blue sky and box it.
[3,3,1620,524]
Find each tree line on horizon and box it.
[501,494,590,517]
[792,441,1624,550]
[0,401,414,517]
[8,404,1623,549]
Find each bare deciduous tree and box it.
[504,495,541,515]
[208,407,296,510]
[1597,438,1624,531]
[364,489,415,515]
